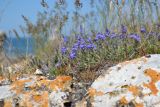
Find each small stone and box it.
[0,100,4,107]
[145,54,151,58]
[34,69,43,75]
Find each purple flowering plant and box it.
[57,25,160,72]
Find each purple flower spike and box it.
[87,37,92,43]
[72,43,79,52]
[121,25,127,34]
[129,34,141,42]
[95,33,106,41]
[87,44,96,49]
[140,27,146,33]
[110,33,117,39]
[69,52,76,59]
[80,44,86,49]
[105,28,110,36]
[61,47,67,54]
[63,36,68,43]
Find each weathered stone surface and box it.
[49,91,69,107]
[89,54,160,107]
[34,68,43,75]
[0,75,72,107]
[0,85,14,100]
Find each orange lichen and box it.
[128,86,140,96]
[119,96,128,105]
[3,76,72,106]
[40,91,49,107]
[143,82,158,95]
[143,68,160,95]
[135,103,144,107]
[19,93,34,107]
[11,79,32,94]
[4,99,12,107]
[88,88,104,97]
[19,91,49,107]
[32,91,49,107]
[33,94,42,102]
[38,79,50,86]
[0,76,3,81]
[49,76,72,91]
[144,69,160,82]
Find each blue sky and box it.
[0,0,91,37]
[0,0,51,34]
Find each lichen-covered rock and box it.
[49,90,69,107]
[0,75,72,107]
[89,54,160,107]
[0,85,14,100]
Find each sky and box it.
[0,0,91,37]
[1,0,159,38]
[0,0,52,36]
[0,0,54,37]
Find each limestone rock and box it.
[49,91,69,107]
[0,75,72,106]
[34,69,43,75]
[0,85,14,100]
[88,54,160,107]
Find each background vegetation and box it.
[11,0,160,82]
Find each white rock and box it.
[34,69,43,75]
[0,85,14,100]
[49,90,68,107]
[90,54,160,107]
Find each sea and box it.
[4,37,35,58]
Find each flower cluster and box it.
[129,34,141,42]
[60,26,147,60]
[57,24,160,70]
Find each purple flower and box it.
[121,25,127,34]
[72,47,78,52]
[80,44,86,49]
[110,33,117,39]
[61,47,67,54]
[105,28,110,36]
[72,43,79,52]
[87,37,92,43]
[63,36,68,43]
[69,52,76,59]
[95,33,105,41]
[129,34,141,42]
[86,43,96,49]
[77,35,82,41]
[119,34,127,39]
[147,31,156,37]
[140,27,146,33]
[73,43,79,48]
[77,37,85,45]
